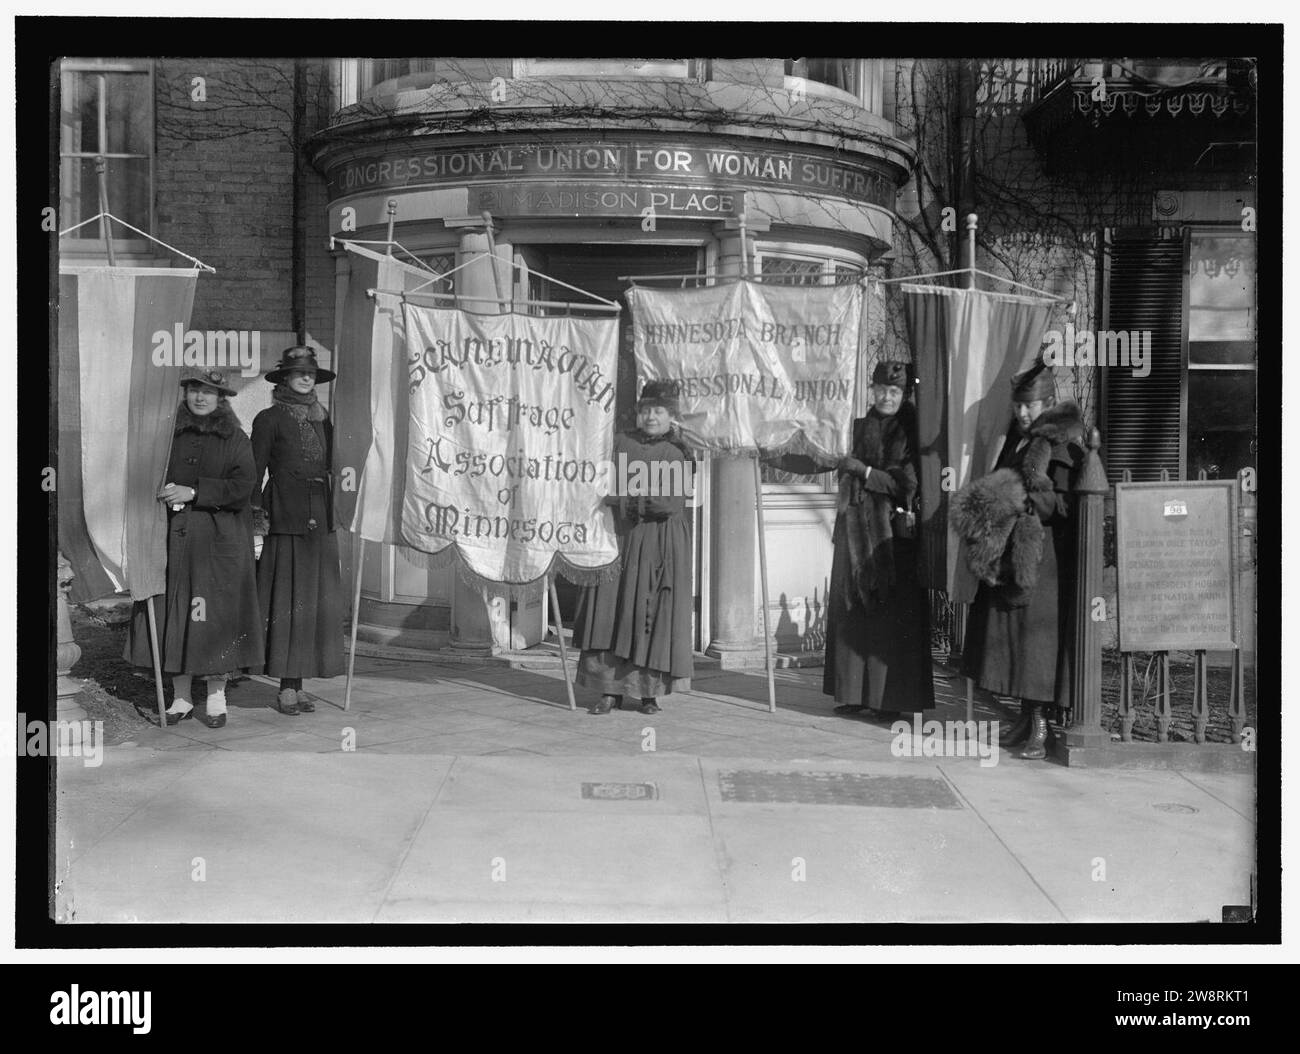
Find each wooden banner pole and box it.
[143,600,168,728]
[752,454,777,713]
[548,578,577,711]
[343,532,365,712]
[94,155,116,266]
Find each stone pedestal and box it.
[1057,428,1111,765]
[56,552,87,722]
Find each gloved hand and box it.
[837,456,869,479]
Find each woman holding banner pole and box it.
[251,346,345,715]
[816,360,934,718]
[125,367,264,728]
[573,380,694,715]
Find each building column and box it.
[705,229,765,667]
[448,228,515,653]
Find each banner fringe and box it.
[373,542,622,600]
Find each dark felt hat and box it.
[1010,360,1056,401]
[265,345,336,384]
[637,379,680,415]
[871,360,909,388]
[179,366,237,397]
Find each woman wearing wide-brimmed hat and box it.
[125,367,264,729]
[251,346,344,714]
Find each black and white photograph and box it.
[13,11,1285,972]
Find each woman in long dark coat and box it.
[125,367,264,728]
[958,362,1085,759]
[822,361,934,717]
[251,346,344,715]
[572,380,694,716]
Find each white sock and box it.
[205,675,228,717]
[168,675,193,714]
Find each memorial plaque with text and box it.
[1116,481,1237,652]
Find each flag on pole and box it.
[57,266,199,602]
[334,247,437,550]
[904,285,1053,600]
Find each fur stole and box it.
[950,467,1044,598]
[1019,400,1085,492]
[175,400,243,439]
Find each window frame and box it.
[1182,224,1257,481]
[59,58,155,257]
[783,58,881,111]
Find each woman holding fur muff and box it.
[125,367,264,729]
[953,362,1085,759]
[821,360,935,718]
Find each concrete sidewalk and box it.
[55,654,1256,925]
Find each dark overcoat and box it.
[249,402,335,534]
[962,400,1085,705]
[250,399,344,680]
[125,402,264,675]
[823,404,935,712]
[572,430,694,681]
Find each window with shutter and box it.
[1102,230,1185,481]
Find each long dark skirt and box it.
[823,539,934,713]
[257,528,345,680]
[125,508,263,676]
[963,523,1073,706]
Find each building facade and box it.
[56,55,1257,664]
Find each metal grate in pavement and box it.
[581,782,659,801]
[717,770,961,809]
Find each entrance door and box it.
[515,243,706,645]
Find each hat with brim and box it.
[180,366,237,397]
[265,345,336,384]
[1010,361,1056,402]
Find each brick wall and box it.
[154,58,298,333]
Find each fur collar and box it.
[175,400,242,439]
[1027,400,1084,446]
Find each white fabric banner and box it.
[394,303,621,585]
[627,279,861,458]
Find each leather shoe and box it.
[276,688,300,716]
[639,699,661,714]
[588,696,615,715]
[999,707,1033,746]
[1019,708,1049,760]
[295,691,316,713]
[164,708,194,726]
[197,712,227,729]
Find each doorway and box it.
[523,243,705,627]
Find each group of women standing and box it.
[126,347,344,727]
[576,355,1082,767]
[127,341,1080,759]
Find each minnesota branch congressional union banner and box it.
[627,278,862,459]
[359,301,621,588]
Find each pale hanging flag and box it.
[57,265,199,601]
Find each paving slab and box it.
[938,761,1255,923]
[61,753,454,923]
[376,810,727,923]
[695,757,1061,923]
